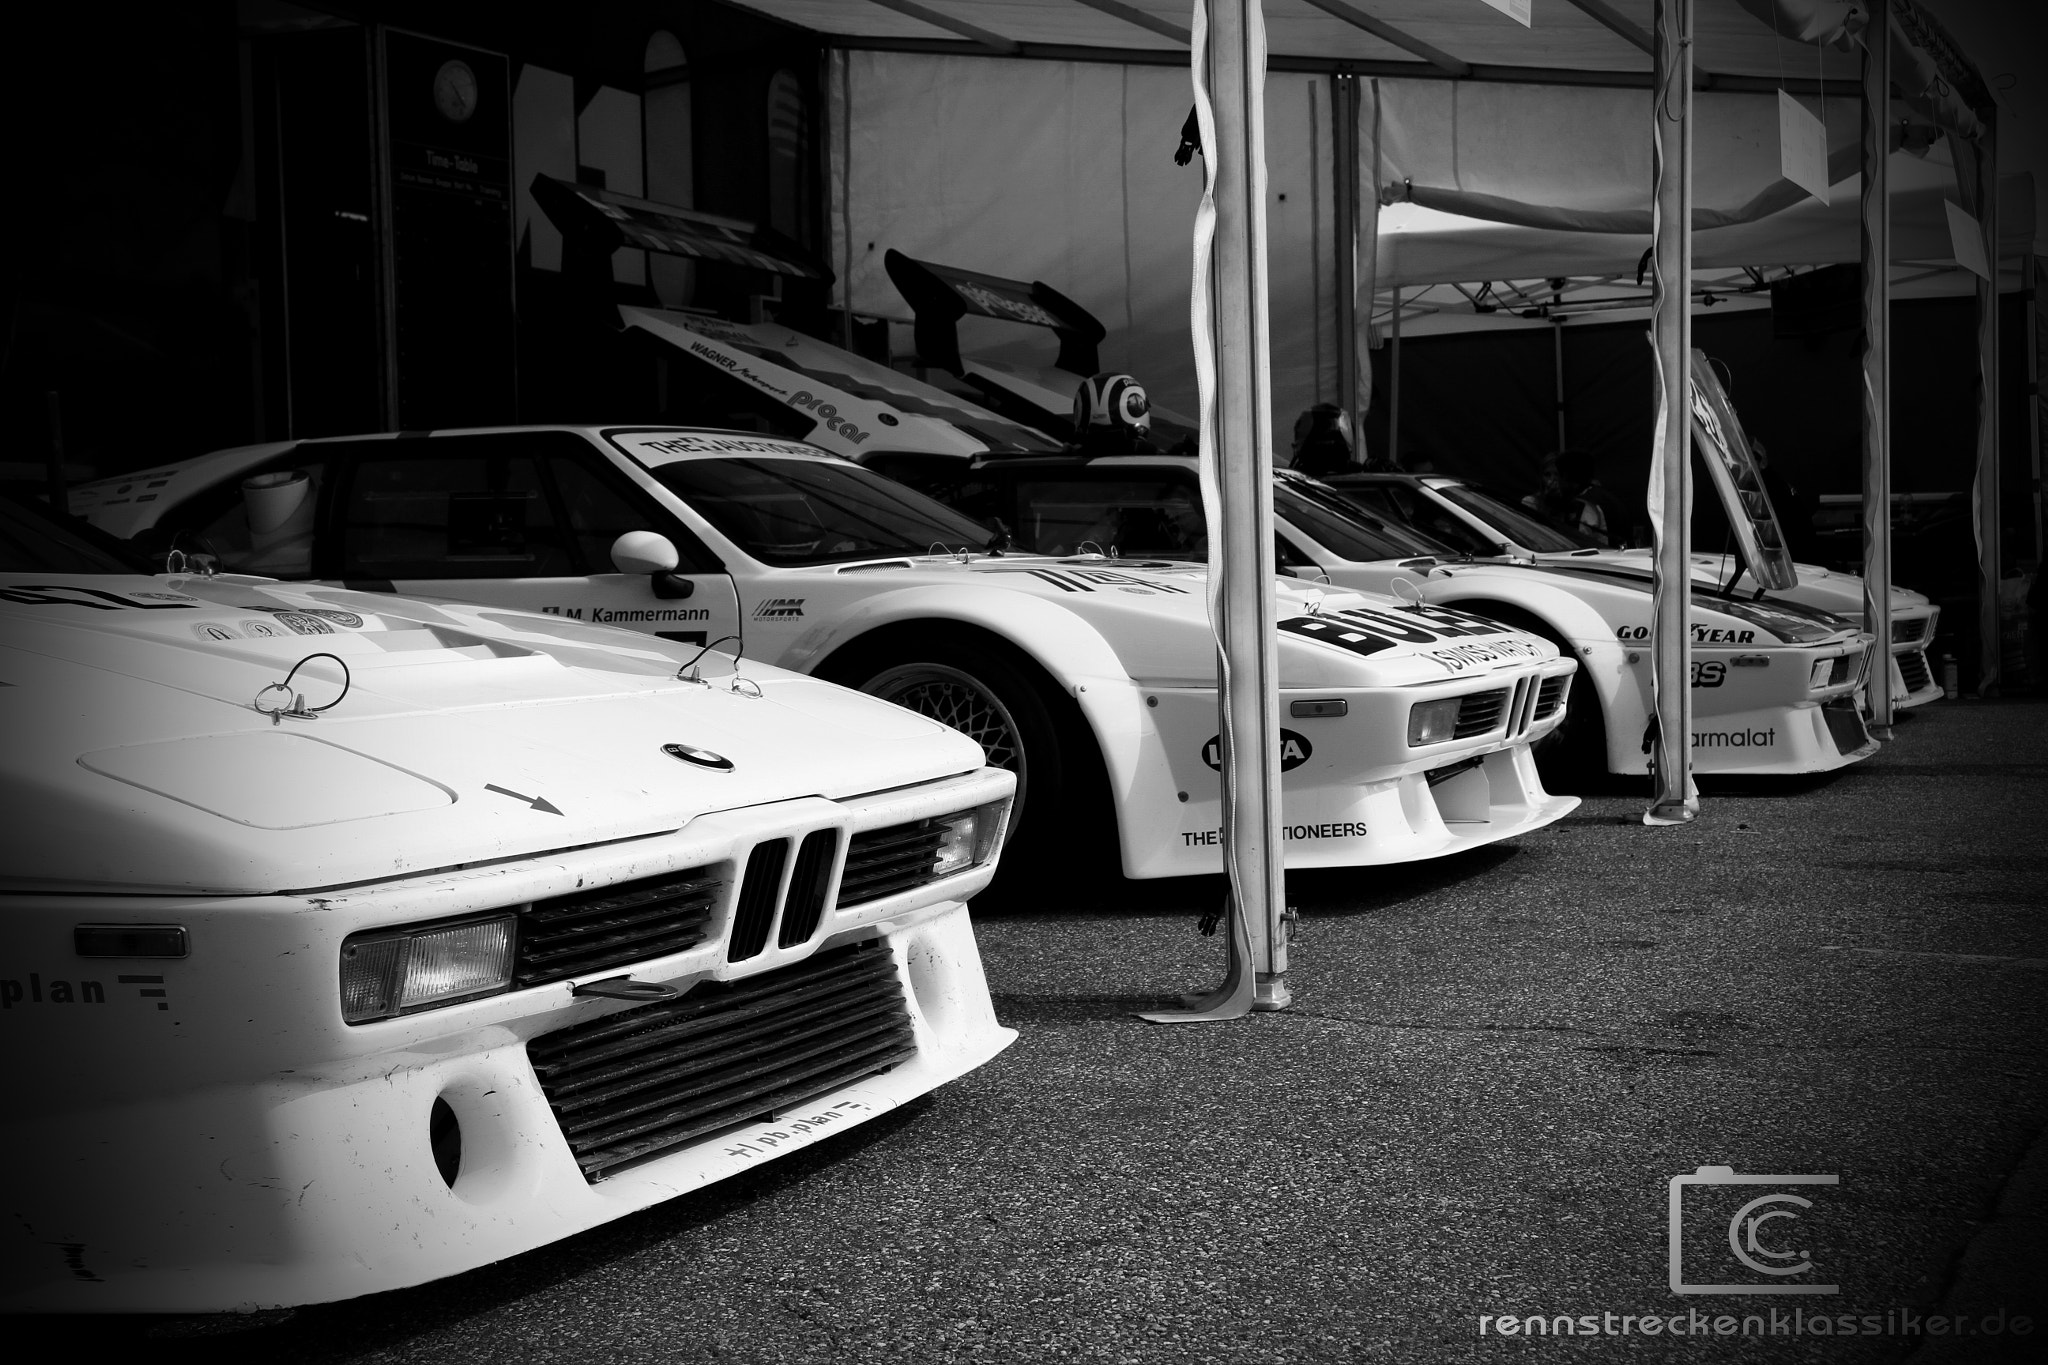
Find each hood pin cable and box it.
[254,652,351,724]
[675,634,760,697]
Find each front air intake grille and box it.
[1534,675,1568,719]
[728,841,790,964]
[1897,650,1932,693]
[1452,689,1509,739]
[1891,617,1927,644]
[528,941,916,1181]
[777,830,840,949]
[1828,651,1861,687]
[840,820,945,906]
[515,870,720,987]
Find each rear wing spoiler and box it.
[883,250,1104,377]
[1688,351,1797,593]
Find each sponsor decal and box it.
[1692,661,1726,689]
[271,612,333,636]
[1202,731,1313,772]
[663,742,734,772]
[192,623,242,641]
[1693,727,1776,749]
[722,1099,873,1162]
[1182,821,1368,847]
[1619,624,1758,645]
[788,391,870,446]
[539,605,584,619]
[1,973,109,1009]
[956,281,1065,328]
[1423,638,1549,672]
[973,565,1193,595]
[682,338,793,399]
[752,597,805,620]
[634,432,817,458]
[240,618,283,638]
[303,608,364,628]
[591,606,710,624]
[131,591,197,602]
[0,585,199,611]
[1282,604,1523,663]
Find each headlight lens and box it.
[1408,697,1462,747]
[340,916,515,1024]
[1810,658,1833,689]
[932,799,1011,876]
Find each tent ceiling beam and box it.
[817,34,1835,94]
[1068,0,1191,46]
[862,0,1022,54]
[1293,0,1468,77]
[1560,0,1656,57]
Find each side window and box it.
[548,452,722,573]
[337,450,573,580]
[1274,532,1316,571]
[1014,479,1206,560]
[153,457,326,577]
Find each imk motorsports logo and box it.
[1669,1166,1839,1295]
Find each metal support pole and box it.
[1645,0,1696,826]
[2028,252,2044,569]
[1388,286,1402,468]
[1973,113,2002,695]
[1332,73,1359,435]
[1142,0,1287,1021]
[1860,0,1894,735]
[1553,316,1568,451]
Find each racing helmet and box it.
[1072,372,1152,439]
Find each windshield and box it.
[649,458,993,566]
[0,497,148,573]
[1438,483,1592,553]
[1277,479,1456,561]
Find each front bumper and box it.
[1605,636,1880,775]
[0,771,1017,1313]
[1102,659,1581,878]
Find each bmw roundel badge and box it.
[663,742,734,772]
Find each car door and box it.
[325,431,742,645]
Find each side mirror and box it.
[611,531,679,574]
[610,530,695,600]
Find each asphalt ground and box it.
[45,698,2048,1364]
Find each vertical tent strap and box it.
[1644,0,1697,827]
[1140,0,1288,1023]
[1860,0,1894,735]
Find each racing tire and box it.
[1455,603,1609,790]
[820,629,1113,893]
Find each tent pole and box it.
[1552,316,1567,452]
[1388,286,1401,467]
[1333,73,1359,440]
[1141,0,1287,1021]
[1974,111,2002,696]
[1644,0,1696,826]
[1860,0,1893,737]
[2029,251,2044,570]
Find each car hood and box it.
[1542,549,1929,615]
[1431,559,1859,645]
[0,575,983,894]
[811,554,1563,687]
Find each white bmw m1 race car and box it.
[1325,473,1942,711]
[73,426,1579,880]
[0,497,1017,1311]
[895,452,1880,781]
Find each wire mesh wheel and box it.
[859,662,1029,812]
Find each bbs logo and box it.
[1690,661,1726,689]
